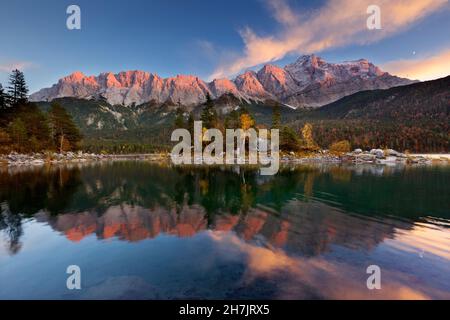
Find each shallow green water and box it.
[0,161,449,299]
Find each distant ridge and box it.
[312,75,450,121]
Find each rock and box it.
[385,149,400,156]
[7,154,18,161]
[31,159,45,165]
[369,149,384,159]
[358,154,376,162]
[370,148,382,154]
[354,148,362,154]
[407,155,432,164]
[377,156,398,164]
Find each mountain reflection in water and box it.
[0,162,449,299]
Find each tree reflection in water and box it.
[0,162,449,256]
[1,162,449,299]
[0,202,23,254]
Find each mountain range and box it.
[30,54,414,108]
[35,75,449,153]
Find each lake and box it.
[0,161,449,299]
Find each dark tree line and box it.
[290,119,449,153]
[0,70,82,154]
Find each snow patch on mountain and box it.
[30,55,414,108]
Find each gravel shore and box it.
[0,151,169,166]
[1,149,448,167]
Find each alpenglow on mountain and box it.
[30,55,414,108]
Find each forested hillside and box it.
[287,76,450,152]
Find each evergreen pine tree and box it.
[272,104,281,129]
[18,103,51,149]
[174,107,185,128]
[187,112,194,134]
[48,102,82,152]
[7,69,28,105]
[224,110,239,129]
[0,84,6,109]
[200,93,218,128]
[280,126,301,152]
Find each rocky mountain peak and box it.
[293,54,326,68]
[63,71,86,82]
[30,55,414,108]
[209,78,240,98]
[234,71,270,98]
[257,64,297,97]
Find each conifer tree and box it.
[187,112,194,135]
[280,126,301,152]
[7,69,28,105]
[0,84,6,109]
[272,104,281,129]
[19,103,51,149]
[174,107,185,128]
[200,93,218,128]
[48,102,82,152]
[224,110,239,129]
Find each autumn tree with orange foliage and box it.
[240,113,255,130]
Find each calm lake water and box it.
[0,161,449,299]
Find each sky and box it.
[0,0,450,93]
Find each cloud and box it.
[210,0,448,79]
[0,61,35,73]
[382,49,450,81]
[208,230,439,299]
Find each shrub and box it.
[329,140,351,153]
[0,128,12,154]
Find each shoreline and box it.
[1,150,449,167]
[0,152,169,167]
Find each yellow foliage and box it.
[240,114,254,130]
[199,179,209,195]
[329,140,351,153]
[301,123,319,150]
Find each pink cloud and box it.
[210,0,448,79]
[0,61,35,73]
